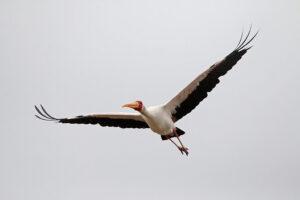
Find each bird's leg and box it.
[166,136,184,155]
[173,129,189,156]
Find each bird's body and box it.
[35,28,258,155]
[140,105,174,136]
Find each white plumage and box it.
[140,105,174,136]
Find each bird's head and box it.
[122,100,143,112]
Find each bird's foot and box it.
[178,146,189,156]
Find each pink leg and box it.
[166,136,184,154]
[173,129,189,156]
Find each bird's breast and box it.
[141,106,174,135]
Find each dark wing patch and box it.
[35,105,149,129]
[59,116,149,128]
[172,28,258,121]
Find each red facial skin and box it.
[135,101,143,111]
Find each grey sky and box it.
[1,0,299,199]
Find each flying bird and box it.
[35,29,257,156]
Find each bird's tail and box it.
[161,127,185,140]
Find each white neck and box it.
[139,106,150,117]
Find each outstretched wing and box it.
[164,28,258,122]
[35,105,149,129]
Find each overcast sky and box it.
[1,0,299,199]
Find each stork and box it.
[35,29,257,156]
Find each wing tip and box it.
[234,26,258,52]
[34,105,61,122]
